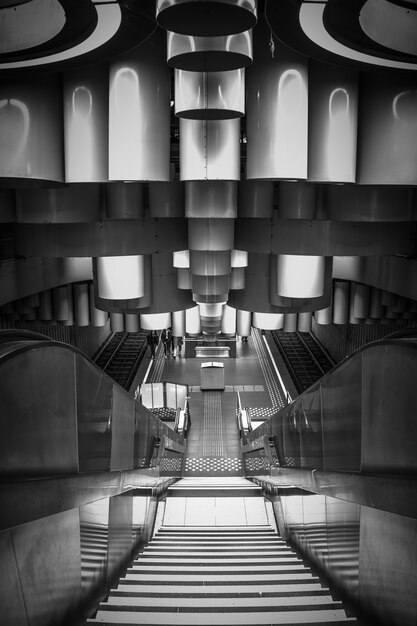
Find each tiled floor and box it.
[144,331,287,477]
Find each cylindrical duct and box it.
[191,274,230,296]
[193,293,228,304]
[308,60,358,183]
[185,181,237,218]
[177,268,192,289]
[190,251,231,276]
[320,184,415,221]
[110,312,124,332]
[231,250,248,267]
[62,285,74,326]
[252,312,284,330]
[16,184,101,223]
[315,305,332,325]
[297,311,312,332]
[230,267,245,290]
[186,305,201,335]
[238,179,274,218]
[156,0,257,37]
[125,313,140,333]
[63,64,108,183]
[173,250,190,268]
[73,283,90,326]
[188,218,234,250]
[0,189,16,221]
[369,287,384,319]
[172,309,186,336]
[246,19,308,180]
[198,303,225,318]
[167,30,253,72]
[278,182,317,219]
[0,76,63,185]
[277,255,325,298]
[353,283,370,319]
[180,118,240,180]
[106,183,144,219]
[282,313,298,333]
[97,255,145,300]
[358,73,417,185]
[149,175,185,218]
[39,289,53,321]
[52,286,70,322]
[221,305,237,335]
[332,280,350,325]
[140,312,171,330]
[89,283,108,327]
[109,34,170,181]
[175,69,245,119]
[349,283,361,325]
[283,313,297,332]
[381,291,398,307]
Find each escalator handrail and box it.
[245,333,417,442]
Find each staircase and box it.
[87,481,358,625]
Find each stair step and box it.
[131,557,299,564]
[103,595,339,608]
[88,608,356,624]
[120,573,319,582]
[113,582,328,595]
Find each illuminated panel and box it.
[97,255,145,300]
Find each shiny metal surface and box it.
[0,76,64,185]
[186,180,237,218]
[188,218,234,251]
[308,61,358,183]
[0,346,78,475]
[167,30,253,72]
[277,181,317,219]
[106,182,144,219]
[0,530,29,625]
[319,184,416,221]
[358,73,417,184]
[175,69,245,119]
[149,179,185,218]
[13,508,82,626]
[110,384,135,471]
[15,218,189,257]
[246,19,308,180]
[362,344,417,473]
[109,35,170,181]
[190,251,231,276]
[64,64,109,183]
[16,183,102,223]
[180,118,240,180]
[238,179,274,218]
[359,506,417,626]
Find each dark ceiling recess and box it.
[0,0,157,77]
[265,0,417,74]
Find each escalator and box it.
[271,331,334,393]
[94,331,149,390]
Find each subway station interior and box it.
[1,1,417,624]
